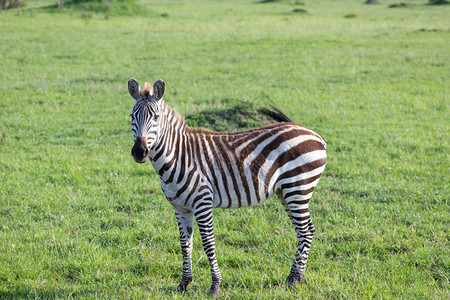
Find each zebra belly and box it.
[212,190,271,209]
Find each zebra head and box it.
[128,78,165,163]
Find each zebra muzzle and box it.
[131,136,149,163]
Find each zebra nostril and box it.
[131,136,149,162]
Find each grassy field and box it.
[0,0,449,298]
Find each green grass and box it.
[0,0,449,298]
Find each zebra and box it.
[127,78,327,296]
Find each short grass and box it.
[0,0,449,299]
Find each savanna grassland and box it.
[0,0,448,299]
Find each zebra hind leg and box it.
[280,191,316,286]
[174,207,194,292]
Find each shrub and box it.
[292,8,307,13]
[50,0,148,17]
[389,2,408,7]
[428,0,449,5]
[185,100,275,132]
[0,0,24,10]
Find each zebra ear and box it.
[128,78,141,100]
[153,79,165,101]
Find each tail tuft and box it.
[258,106,293,123]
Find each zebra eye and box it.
[130,114,135,121]
[154,115,159,120]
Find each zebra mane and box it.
[142,82,153,98]
[161,101,220,134]
[162,100,188,127]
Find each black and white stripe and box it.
[127,78,327,295]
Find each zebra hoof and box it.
[176,284,187,293]
[207,285,220,297]
[285,273,304,287]
[176,276,192,293]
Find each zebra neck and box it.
[149,101,189,181]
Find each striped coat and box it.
[128,78,327,296]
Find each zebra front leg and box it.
[174,207,194,293]
[194,204,222,296]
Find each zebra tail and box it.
[259,105,327,149]
[258,105,293,123]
